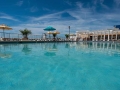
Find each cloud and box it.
[76,2,83,9]
[114,0,120,7]
[99,0,109,9]
[42,8,51,11]
[11,0,120,35]
[65,1,72,6]
[30,6,38,12]
[0,13,19,21]
[28,11,64,22]
[92,0,98,5]
[16,0,23,6]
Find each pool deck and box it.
[0,40,120,44]
[0,40,76,44]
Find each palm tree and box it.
[20,28,32,40]
[65,34,69,39]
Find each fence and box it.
[0,32,67,41]
[0,32,44,40]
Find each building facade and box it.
[76,26,120,41]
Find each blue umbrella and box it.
[43,26,56,38]
[44,26,56,31]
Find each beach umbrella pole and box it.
[0,25,12,39]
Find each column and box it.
[88,32,89,41]
[103,31,105,41]
[101,32,102,41]
[111,31,113,41]
[96,32,98,41]
[92,36,94,41]
[108,30,110,41]
[116,31,118,40]
[96,36,98,41]
[92,32,95,41]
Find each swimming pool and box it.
[0,42,120,90]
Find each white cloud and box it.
[30,6,38,12]
[11,0,120,35]
[92,0,98,5]
[28,11,64,22]
[100,0,109,9]
[114,0,120,7]
[0,13,19,21]
[76,2,83,9]
[65,1,72,6]
[42,8,51,11]
[16,1,23,6]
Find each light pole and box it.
[68,26,70,39]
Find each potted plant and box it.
[52,33,57,39]
[65,34,69,39]
[20,28,32,40]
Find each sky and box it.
[0,0,120,35]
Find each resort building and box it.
[76,25,120,41]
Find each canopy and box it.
[53,31,60,34]
[44,26,56,38]
[0,24,12,38]
[47,31,60,34]
[0,24,12,30]
[44,26,56,31]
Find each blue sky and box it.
[0,0,120,34]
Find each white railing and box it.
[0,32,44,41]
[0,32,74,41]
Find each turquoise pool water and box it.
[0,42,120,90]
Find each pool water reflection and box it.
[0,42,120,90]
